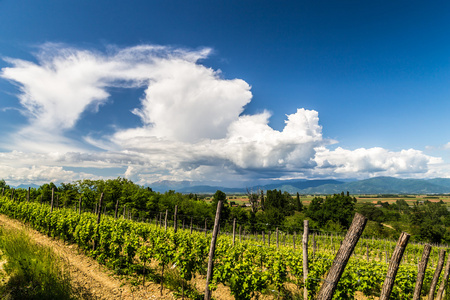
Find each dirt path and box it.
[0,214,174,300]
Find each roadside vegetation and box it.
[0,226,77,300]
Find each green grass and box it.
[0,226,78,300]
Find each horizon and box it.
[1,1,450,186]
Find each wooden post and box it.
[10,188,14,201]
[232,218,236,246]
[313,233,316,258]
[276,227,279,249]
[27,187,30,202]
[204,200,223,300]
[78,196,82,214]
[50,188,54,212]
[190,217,193,234]
[303,220,309,300]
[379,232,410,300]
[429,249,447,300]
[93,193,104,251]
[239,225,242,242]
[182,218,185,230]
[164,209,168,231]
[114,198,119,219]
[412,244,431,300]
[316,213,368,300]
[174,205,178,233]
[268,231,271,247]
[436,252,450,300]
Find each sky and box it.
[0,0,450,187]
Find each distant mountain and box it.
[15,183,40,189]
[301,177,450,195]
[149,177,450,194]
[149,179,346,194]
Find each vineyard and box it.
[0,195,449,299]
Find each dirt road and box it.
[0,214,174,300]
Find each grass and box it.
[0,226,78,300]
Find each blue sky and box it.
[0,0,449,186]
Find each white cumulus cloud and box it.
[0,43,446,185]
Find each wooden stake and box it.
[429,249,447,300]
[232,218,236,246]
[204,200,223,300]
[436,252,450,300]
[276,227,279,249]
[114,198,119,219]
[27,187,30,202]
[379,232,410,300]
[239,225,242,242]
[190,217,193,234]
[173,205,178,233]
[164,209,168,231]
[303,220,309,300]
[412,244,431,300]
[50,188,54,212]
[317,213,368,300]
[93,193,104,251]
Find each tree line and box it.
[2,178,449,244]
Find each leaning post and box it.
[316,213,368,300]
[204,200,223,300]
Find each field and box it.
[0,195,449,299]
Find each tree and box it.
[246,188,259,213]
[306,193,357,229]
[211,190,230,225]
[295,192,303,212]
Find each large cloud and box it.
[0,44,445,185]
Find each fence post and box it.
[276,227,279,249]
[313,233,316,258]
[413,244,431,300]
[436,252,450,300]
[173,205,178,233]
[379,232,410,300]
[190,217,193,234]
[316,213,368,300]
[50,188,54,212]
[303,220,309,300]
[93,193,104,251]
[164,209,168,231]
[239,225,242,242]
[27,187,30,202]
[232,218,236,246]
[429,249,446,300]
[114,198,119,219]
[204,200,223,300]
